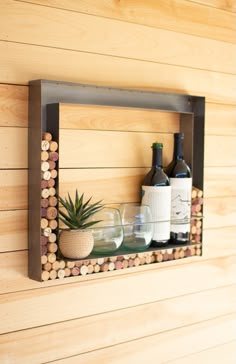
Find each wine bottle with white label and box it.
[166,133,192,244]
[141,142,171,246]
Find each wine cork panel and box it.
[41,244,202,281]
[59,130,174,168]
[59,103,180,132]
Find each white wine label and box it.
[169,178,192,234]
[142,186,171,241]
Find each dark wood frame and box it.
[28,79,205,281]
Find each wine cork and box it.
[139,257,146,265]
[41,140,50,151]
[43,262,52,271]
[41,188,50,199]
[162,252,169,261]
[48,187,56,197]
[87,264,94,274]
[71,266,80,276]
[134,257,141,266]
[49,151,59,161]
[46,207,57,220]
[48,219,58,230]
[185,248,192,257]
[52,260,60,270]
[41,171,51,181]
[59,260,66,269]
[47,242,58,252]
[49,269,57,280]
[41,255,48,264]
[42,132,52,141]
[47,253,57,263]
[97,258,105,265]
[41,235,48,245]
[41,180,48,189]
[48,160,56,170]
[90,259,97,266]
[109,256,117,262]
[48,196,58,207]
[156,253,163,263]
[94,264,100,273]
[41,161,50,172]
[128,259,134,268]
[41,198,49,208]
[50,169,58,179]
[57,269,65,279]
[41,270,50,281]
[108,262,115,271]
[47,178,55,188]
[179,249,185,259]
[122,260,129,269]
[41,245,47,255]
[80,265,88,275]
[75,261,82,267]
[49,141,58,152]
[41,208,47,218]
[41,150,49,161]
[64,267,71,277]
[115,260,123,270]
[145,255,152,264]
[66,261,75,268]
[100,262,109,272]
[48,233,57,243]
[174,251,180,260]
[41,218,48,229]
[43,227,52,237]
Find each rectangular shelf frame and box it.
[28,79,205,281]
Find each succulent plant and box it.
[58,189,104,230]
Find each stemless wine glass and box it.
[119,203,153,251]
[89,207,123,255]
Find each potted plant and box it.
[58,189,104,259]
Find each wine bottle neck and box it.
[173,135,184,160]
[152,147,163,168]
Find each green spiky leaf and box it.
[58,189,104,230]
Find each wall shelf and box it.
[28,79,205,282]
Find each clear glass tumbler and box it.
[119,203,153,251]
[90,207,124,255]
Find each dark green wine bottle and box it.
[141,143,171,246]
[166,133,192,244]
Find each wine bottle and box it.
[166,133,192,244]
[141,142,171,246]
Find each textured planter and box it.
[59,229,94,259]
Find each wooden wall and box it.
[0,0,236,362]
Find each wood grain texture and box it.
[0,170,27,210]
[1,1,235,73]
[169,340,236,364]
[47,314,236,364]
[18,0,236,42]
[0,210,27,252]
[0,84,28,127]
[204,166,236,198]
[204,196,236,229]
[204,135,236,166]
[203,226,236,258]
[0,285,235,363]
[59,130,174,168]
[0,41,235,105]
[190,0,236,12]
[59,168,148,204]
[0,127,27,168]
[0,256,235,334]
[205,103,236,136]
[59,103,180,132]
